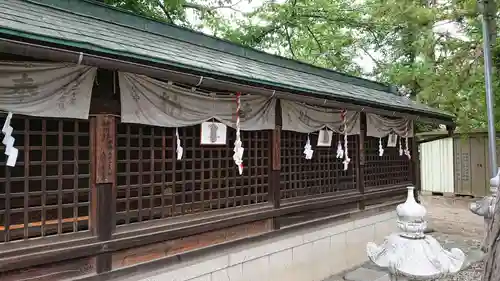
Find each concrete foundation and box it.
[120,210,398,281]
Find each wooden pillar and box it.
[357,112,366,210]
[268,99,282,230]
[90,114,116,274]
[411,124,420,203]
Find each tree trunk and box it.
[482,196,500,281]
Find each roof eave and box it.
[0,32,455,125]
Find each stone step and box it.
[320,278,344,281]
[320,261,389,281]
[344,267,389,281]
[332,249,484,281]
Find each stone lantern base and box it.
[366,186,467,281]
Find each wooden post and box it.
[90,114,116,274]
[411,125,420,203]
[95,182,113,273]
[268,99,282,230]
[357,112,366,210]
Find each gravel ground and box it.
[433,232,484,281]
[449,262,484,281]
[421,195,485,281]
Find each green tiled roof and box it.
[0,0,453,120]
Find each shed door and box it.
[470,137,488,197]
[454,137,472,195]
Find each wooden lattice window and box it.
[0,116,91,242]
[280,131,358,199]
[116,124,270,225]
[364,136,412,188]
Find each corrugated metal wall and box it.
[420,137,454,193]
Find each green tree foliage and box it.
[103,0,239,29]
[105,0,499,132]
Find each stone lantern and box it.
[366,186,466,281]
[470,168,499,252]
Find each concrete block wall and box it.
[132,211,398,281]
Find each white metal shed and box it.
[420,137,454,194]
[418,131,500,197]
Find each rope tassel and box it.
[233,92,244,175]
[378,137,384,156]
[399,136,404,156]
[404,137,411,160]
[343,131,350,170]
[341,109,350,170]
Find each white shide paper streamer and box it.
[342,130,350,170]
[175,128,183,160]
[304,134,314,160]
[336,140,344,159]
[2,112,17,167]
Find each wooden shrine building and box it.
[0,1,454,280]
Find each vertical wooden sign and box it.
[95,115,116,184]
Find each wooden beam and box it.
[0,217,89,231]
[417,134,450,144]
[0,257,94,281]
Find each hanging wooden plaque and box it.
[387,133,398,147]
[317,129,333,147]
[200,121,227,145]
